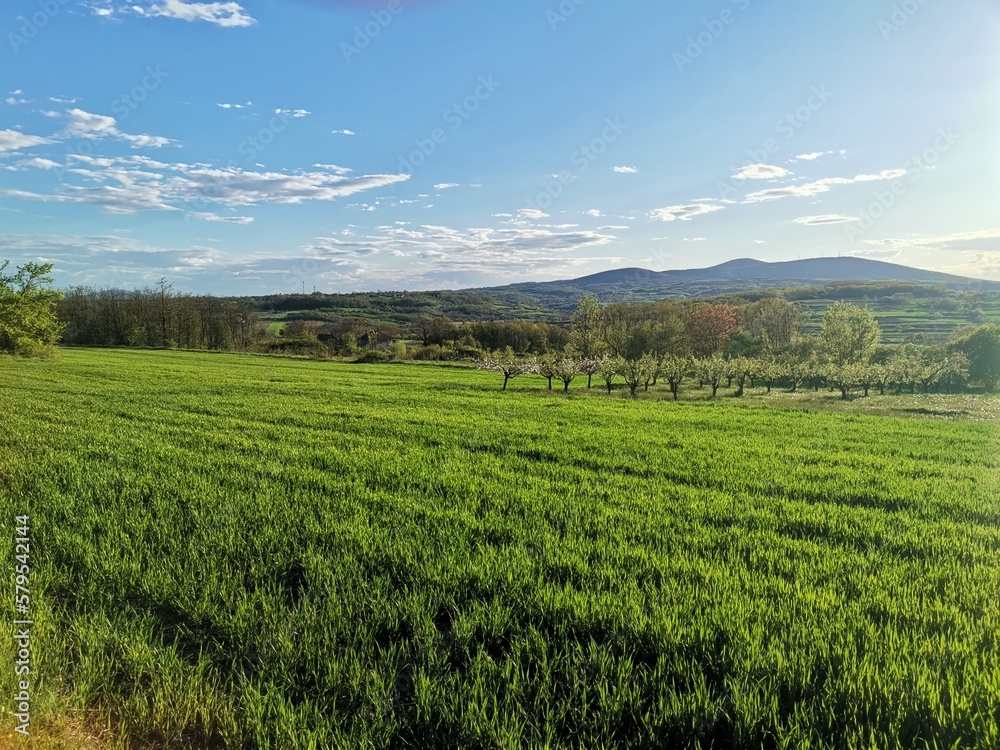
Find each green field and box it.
[2,349,999,749]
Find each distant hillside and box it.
[240,257,999,342]
[473,257,995,311]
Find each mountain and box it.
[471,257,997,313]
[572,257,976,286]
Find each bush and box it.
[354,350,393,364]
[388,341,408,360]
[411,344,447,361]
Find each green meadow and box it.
[1,349,998,749]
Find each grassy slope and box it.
[1,349,998,749]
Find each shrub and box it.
[354,350,394,364]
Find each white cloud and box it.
[61,108,176,148]
[217,101,251,109]
[64,108,118,136]
[853,229,1000,280]
[0,129,51,153]
[584,209,603,217]
[518,208,549,220]
[303,223,616,274]
[743,169,907,203]
[648,203,724,222]
[860,229,1000,252]
[121,133,174,148]
[733,163,792,180]
[190,212,255,224]
[138,0,256,28]
[613,166,637,174]
[791,151,836,162]
[310,163,352,175]
[5,156,411,216]
[275,108,311,118]
[434,183,460,190]
[792,215,859,226]
[331,129,356,136]
[14,157,60,170]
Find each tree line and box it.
[57,281,264,352]
[2,263,997,395]
[475,298,1000,397]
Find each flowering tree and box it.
[555,357,580,392]
[728,357,758,397]
[618,355,656,398]
[537,354,558,390]
[578,357,602,389]
[661,355,690,401]
[597,355,620,394]
[696,356,728,398]
[476,350,537,391]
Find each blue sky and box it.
[1,0,998,294]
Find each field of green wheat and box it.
[1,349,998,749]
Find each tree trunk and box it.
[502,375,509,391]
[587,374,592,389]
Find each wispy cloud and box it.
[648,203,723,222]
[62,108,175,148]
[613,166,637,174]
[0,129,51,153]
[743,169,906,203]
[793,214,858,226]
[331,129,356,136]
[733,163,792,180]
[790,151,841,162]
[136,0,256,28]
[4,154,410,216]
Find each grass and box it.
[1,348,998,749]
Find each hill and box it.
[474,257,994,311]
